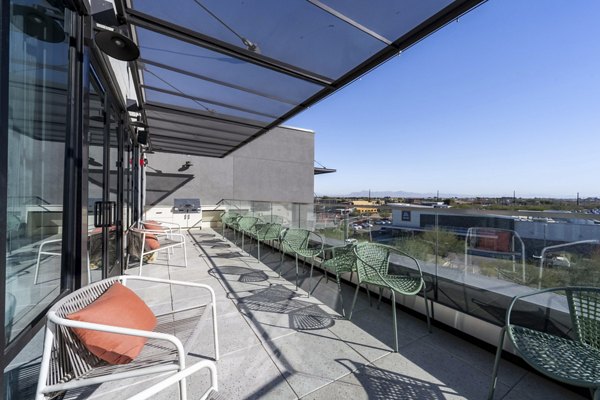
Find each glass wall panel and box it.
[5,0,68,344]
[87,79,104,283]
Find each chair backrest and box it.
[323,244,357,272]
[127,227,146,257]
[257,223,283,241]
[46,278,120,386]
[281,228,310,254]
[566,287,600,350]
[354,242,391,282]
[237,216,259,233]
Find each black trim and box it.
[0,0,11,378]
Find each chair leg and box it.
[487,326,507,400]
[367,284,372,306]
[423,283,432,333]
[183,241,188,268]
[391,291,398,352]
[349,283,361,320]
[336,273,346,318]
[34,251,42,284]
[278,248,284,277]
[179,376,187,400]
[377,287,383,309]
[257,240,261,261]
[308,259,314,298]
[139,252,143,276]
[295,254,299,291]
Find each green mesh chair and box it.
[253,222,283,261]
[237,216,259,254]
[279,228,324,296]
[320,243,357,317]
[488,287,600,400]
[350,242,431,352]
[219,211,240,239]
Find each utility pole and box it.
[577,192,580,206]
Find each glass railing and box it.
[218,199,600,331]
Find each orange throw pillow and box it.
[143,221,164,231]
[67,282,157,364]
[145,233,160,251]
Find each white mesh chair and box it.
[35,275,219,400]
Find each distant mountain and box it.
[337,190,470,198]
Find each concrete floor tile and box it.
[213,343,297,400]
[264,329,368,398]
[327,317,392,362]
[422,327,527,388]
[502,372,587,400]
[369,343,511,400]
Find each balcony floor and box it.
[67,228,586,400]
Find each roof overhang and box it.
[116,0,486,157]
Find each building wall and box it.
[145,125,315,207]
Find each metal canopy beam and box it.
[142,84,279,119]
[144,102,266,129]
[145,114,254,138]
[122,0,486,159]
[139,58,298,105]
[126,9,333,86]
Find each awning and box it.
[117,0,485,157]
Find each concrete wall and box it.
[145,125,315,206]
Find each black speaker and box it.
[95,30,140,61]
[137,131,148,145]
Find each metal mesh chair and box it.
[488,286,600,399]
[219,211,240,239]
[320,243,357,317]
[35,276,218,400]
[236,216,259,255]
[279,228,324,296]
[350,242,431,352]
[253,222,283,261]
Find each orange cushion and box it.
[143,221,164,231]
[67,282,157,364]
[145,233,160,251]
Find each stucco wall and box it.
[145,125,315,206]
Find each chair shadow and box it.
[236,284,336,330]
[337,358,450,400]
[209,266,269,283]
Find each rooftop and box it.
[50,228,586,400]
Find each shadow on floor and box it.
[337,358,450,400]
[237,285,336,330]
[209,266,269,283]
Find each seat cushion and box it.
[67,282,157,364]
[143,221,164,231]
[145,233,160,251]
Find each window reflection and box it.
[5,0,68,344]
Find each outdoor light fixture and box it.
[11,4,65,43]
[95,30,140,61]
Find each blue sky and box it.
[288,0,600,198]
